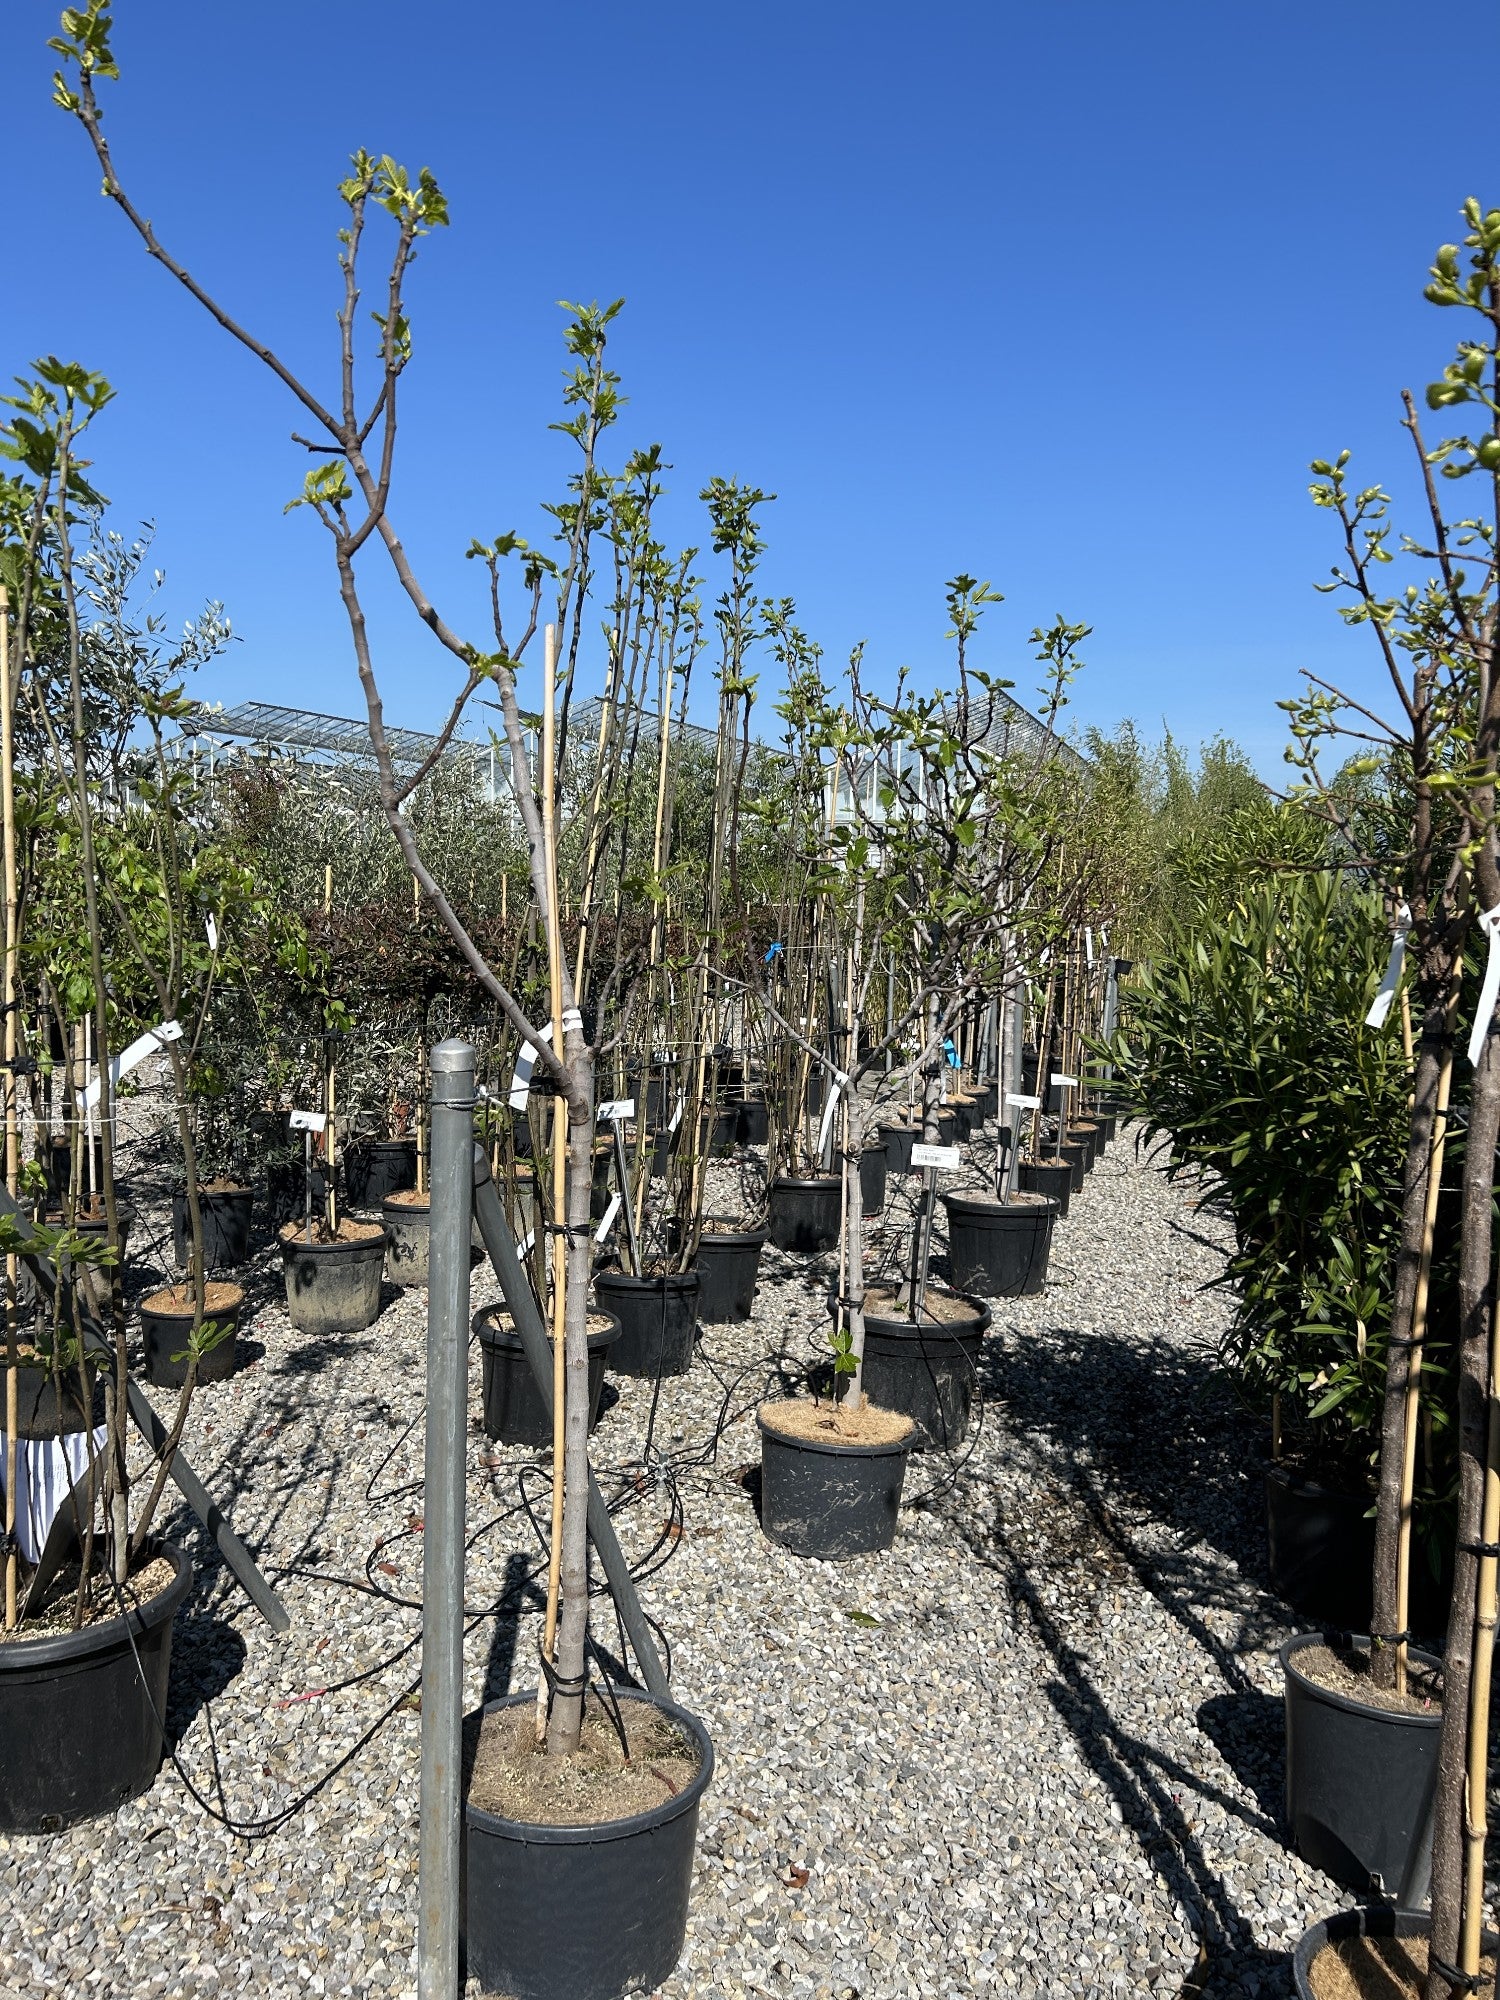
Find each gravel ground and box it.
[0,1118,1368,1999]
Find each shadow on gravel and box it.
[980,1326,1266,1589]
[1196,1690,1285,1828]
[957,1496,1292,2000]
[166,1614,249,1743]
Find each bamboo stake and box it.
[324,864,339,1236]
[1394,959,1464,1694]
[538,625,567,1742]
[1,587,17,1632]
[1459,1237,1500,1976]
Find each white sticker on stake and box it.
[1006,1093,1042,1110]
[288,1109,327,1133]
[1366,902,1411,1030]
[599,1099,636,1122]
[508,1023,553,1111]
[1050,1073,1078,1089]
[911,1143,962,1172]
[1469,903,1500,1066]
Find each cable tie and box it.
[1429,1954,1485,1994]
[1369,1628,1413,1646]
[1460,1539,1500,1559]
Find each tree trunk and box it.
[546,1050,596,1758]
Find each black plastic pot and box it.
[859,1143,888,1216]
[592,1269,700,1378]
[344,1138,418,1209]
[1060,1139,1088,1191]
[1290,1907,1496,2000]
[1281,1632,1442,1896]
[1265,1465,1374,1631]
[881,1121,918,1173]
[463,1687,714,2000]
[733,1093,769,1147]
[45,1133,105,1204]
[1093,1112,1118,1145]
[943,1193,1057,1297]
[171,1184,253,1271]
[852,1292,992,1451]
[696,1228,766,1323]
[767,1175,841,1253]
[1264,1464,1451,1637]
[758,1407,913,1558]
[10,1353,98,1438]
[1069,1121,1102,1168]
[0,1540,192,1833]
[475,1308,620,1446]
[382,1193,430,1285]
[1017,1157,1072,1219]
[140,1285,242,1389]
[701,1103,741,1158]
[278,1223,387,1334]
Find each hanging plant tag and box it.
[289,1109,327,1133]
[1006,1093,1041,1110]
[599,1099,635,1122]
[81,1019,184,1110]
[1050,1073,1078,1088]
[910,1143,961,1172]
[594,1192,622,1245]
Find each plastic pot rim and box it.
[592,1268,702,1297]
[828,1291,993,1340]
[1291,1907,1498,1995]
[140,1284,245,1323]
[698,1225,768,1251]
[768,1175,842,1195]
[940,1192,1059,1223]
[277,1224,388,1259]
[757,1408,915,1461]
[474,1308,621,1354]
[0,1539,192,1674]
[464,1686,715,1845]
[1279,1631,1445,1730]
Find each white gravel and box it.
[0,1121,1361,1998]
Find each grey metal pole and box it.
[419,1038,474,2000]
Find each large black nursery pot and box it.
[943,1192,1057,1298]
[344,1137,417,1209]
[463,1687,714,2000]
[1060,1139,1089,1192]
[767,1175,841,1253]
[696,1226,767,1323]
[382,1189,431,1285]
[949,1093,982,1140]
[278,1220,387,1334]
[140,1282,243,1389]
[1263,1464,1450,1638]
[1281,1633,1442,1897]
[592,1268,700,1378]
[859,1143,888,1217]
[11,1349,98,1437]
[881,1119,918,1174]
[758,1404,914,1558]
[850,1288,992,1451]
[1069,1120,1102,1169]
[701,1103,741,1159]
[1017,1157,1072,1219]
[0,1541,192,1833]
[732,1092,769,1148]
[171,1183,253,1270]
[475,1307,619,1446]
[1290,1906,1496,2000]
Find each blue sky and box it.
[6,1,1491,775]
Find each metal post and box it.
[419,1038,474,2000]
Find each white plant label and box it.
[1050,1073,1078,1089]
[594,1192,622,1246]
[1469,902,1500,1066]
[81,1019,183,1112]
[910,1143,961,1172]
[1085,927,1095,966]
[1366,902,1411,1030]
[817,1075,846,1155]
[667,1098,685,1135]
[205,913,219,953]
[599,1098,636,1122]
[517,1229,536,1259]
[288,1109,327,1133]
[508,1023,553,1111]
[1006,1092,1041,1110]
